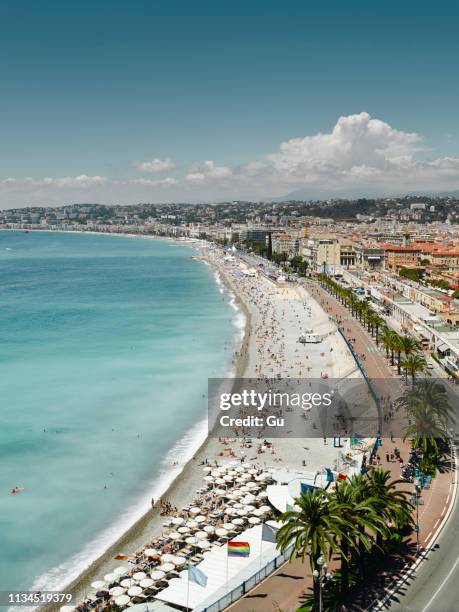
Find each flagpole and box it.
[226,543,229,595]
[187,561,190,612]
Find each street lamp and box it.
[414,484,421,553]
[313,556,325,612]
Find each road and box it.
[384,439,458,612]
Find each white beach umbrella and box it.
[215,527,228,537]
[257,491,269,499]
[232,489,244,497]
[185,536,197,545]
[169,531,181,540]
[189,507,201,515]
[211,469,223,477]
[171,517,185,526]
[259,505,272,512]
[215,477,226,485]
[161,553,175,563]
[253,508,265,517]
[196,539,211,549]
[139,578,154,589]
[223,522,236,530]
[186,519,198,528]
[233,502,243,509]
[178,526,190,534]
[237,508,249,516]
[114,594,130,607]
[248,468,258,475]
[195,530,208,539]
[240,486,250,492]
[109,586,125,597]
[226,493,237,500]
[113,565,129,576]
[172,556,187,566]
[202,466,212,473]
[144,548,159,557]
[249,516,261,525]
[159,562,175,572]
[214,488,226,496]
[204,476,214,483]
[224,474,234,482]
[103,573,117,583]
[120,578,134,588]
[127,586,143,597]
[132,571,146,581]
[245,505,256,512]
[232,518,244,526]
[91,580,106,590]
[203,525,215,533]
[150,570,166,581]
[235,466,244,473]
[225,507,237,516]
[195,515,206,523]
[246,481,258,489]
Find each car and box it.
[427,363,434,370]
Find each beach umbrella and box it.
[232,490,244,497]
[103,573,117,583]
[227,470,237,476]
[132,571,146,581]
[178,526,190,534]
[233,502,243,509]
[246,481,258,489]
[253,508,265,517]
[169,531,181,540]
[224,474,234,482]
[248,468,258,475]
[215,527,228,537]
[204,476,214,483]
[232,518,244,526]
[139,578,154,589]
[211,469,223,477]
[240,486,250,492]
[144,548,159,557]
[245,505,256,512]
[161,553,175,563]
[113,565,129,576]
[235,466,244,473]
[203,525,215,533]
[114,594,130,607]
[249,516,261,525]
[195,515,206,523]
[109,586,125,597]
[186,519,198,528]
[171,517,185,526]
[185,536,197,545]
[225,507,237,516]
[159,562,175,572]
[237,508,249,516]
[223,522,236,530]
[225,493,237,500]
[195,530,208,539]
[150,570,166,581]
[127,586,143,597]
[91,580,105,590]
[215,477,226,485]
[172,556,187,566]
[202,466,212,473]
[214,488,226,496]
[189,507,201,515]
[259,505,272,512]
[196,540,211,549]
[120,578,134,588]
[257,492,269,499]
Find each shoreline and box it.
[33,236,252,609]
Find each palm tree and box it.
[401,353,427,383]
[365,468,414,544]
[276,489,348,608]
[396,379,455,466]
[328,479,380,593]
[399,334,421,358]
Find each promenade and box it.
[229,279,456,612]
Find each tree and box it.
[276,489,347,608]
[401,353,427,383]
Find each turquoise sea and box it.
[0,231,240,593]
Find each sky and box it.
[1,0,459,208]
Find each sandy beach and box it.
[42,240,362,610]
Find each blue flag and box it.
[301,482,316,494]
[188,564,208,588]
[325,468,334,482]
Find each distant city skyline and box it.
[1,0,459,208]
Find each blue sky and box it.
[1,0,459,207]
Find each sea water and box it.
[0,231,240,592]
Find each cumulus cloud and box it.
[2,112,459,206]
[136,158,176,173]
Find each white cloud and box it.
[136,158,176,173]
[2,112,459,207]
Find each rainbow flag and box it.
[228,541,250,557]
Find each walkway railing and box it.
[202,545,294,612]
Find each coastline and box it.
[34,235,252,609]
